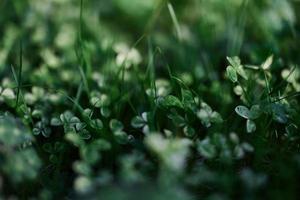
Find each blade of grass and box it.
[227,0,248,55]
[11,65,34,126]
[144,0,167,34]
[271,91,300,103]
[167,1,182,41]
[72,82,83,112]
[115,34,146,116]
[74,0,90,109]
[147,37,158,132]
[269,65,297,95]
[15,40,22,108]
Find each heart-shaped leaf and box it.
[235,106,251,119]
[183,125,195,137]
[78,129,91,140]
[51,117,62,126]
[43,143,53,153]
[101,107,111,118]
[131,116,145,128]
[161,95,183,109]
[90,97,102,108]
[83,109,93,118]
[181,89,195,108]
[110,119,124,132]
[197,138,216,159]
[114,131,128,144]
[227,56,241,69]
[249,105,261,119]
[90,119,103,130]
[261,55,273,70]
[226,65,238,83]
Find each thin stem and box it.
[271,92,300,103]
[15,40,23,108]
[237,80,251,105]
[269,65,297,95]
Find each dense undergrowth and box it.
[0,0,300,199]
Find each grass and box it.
[0,0,300,199]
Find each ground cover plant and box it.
[0,0,300,199]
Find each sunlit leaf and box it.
[226,65,238,83]
[110,119,124,132]
[161,95,183,109]
[235,105,251,119]
[261,55,273,70]
[246,119,256,133]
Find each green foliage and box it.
[160,95,184,109]
[0,114,41,183]
[0,0,300,199]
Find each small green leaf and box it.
[70,116,80,124]
[41,128,51,138]
[183,125,195,137]
[245,65,260,70]
[167,112,186,127]
[181,89,195,108]
[110,119,124,132]
[43,143,53,153]
[142,125,150,134]
[241,142,254,152]
[78,129,91,140]
[131,116,145,128]
[93,139,111,151]
[31,110,42,118]
[51,117,62,126]
[162,95,183,109]
[1,88,15,99]
[226,65,238,82]
[235,106,251,119]
[234,146,245,158]
[90,119,103,130]
[286,124,297,136]
[114,131,128,144]
[101,107,111,118]
[226,56,247,79]
[261,55,273,70]
[76,123,87,132]
[32,128,40,136]
[60,111,73,123]
[74,176,92,193]
[270,103,288,124]
[5,149,41,182]
[210,111,223,123]
[81,145,100,164]
[73,161,92,176]
[90,97,101,108]
[249,105,261,119]
[246,119,256,133]
[236,66,248,80]
[197,138,216,159]
[285,124,299,140]
[65,132,83,147]
[83,108,93,118]
[226,56,241,69]
[229,132,240,144]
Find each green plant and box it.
[0,0,299,199]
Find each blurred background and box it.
[0,0,299,81]
[1,0,299,119]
